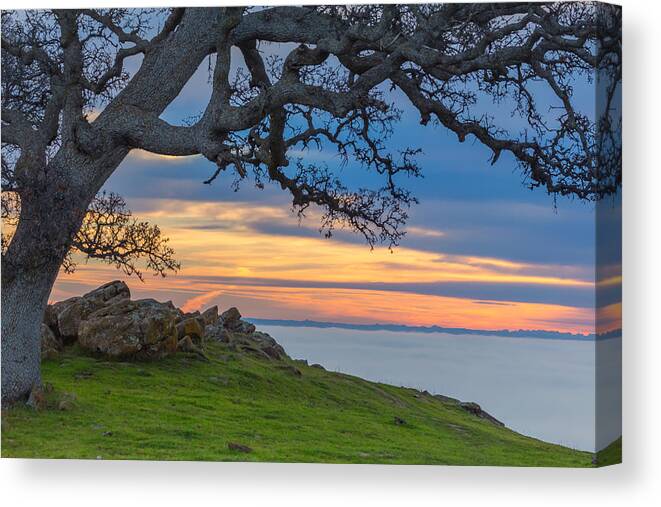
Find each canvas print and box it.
[1,2,621,466]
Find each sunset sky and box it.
[51,46,619,335]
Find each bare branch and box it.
[2,3,622,265]
[2,190,180,280]
[71,192,180,280]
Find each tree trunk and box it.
[1,262,59,405]
[1,178,92,406]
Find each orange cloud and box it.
[52,198,598,334]
[192,284,594,334]
[131,199,592,288]
[180,289,224,313]
[52,264,595,334]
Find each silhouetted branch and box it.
[1,3,622,257]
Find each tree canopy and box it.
[2,4,622,257]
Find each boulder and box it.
[78,298,178,360]
[44,297,80,337]
[205,323,230,343]
[276,364,302,377]
[56,280,130,341]
[251,331,286,359]
[261,345,283,360]
[201,305,219,325]
[176,310,201,324]
[459,401,505,426]
[252,331,277,345]
[43,304,60,336]
[177,335,207,360]
[210,327,288,361]
[177,335,195,352]
[236,321,256,334]
[221,307,241,326]
[40,323,62,360]
[227,442,252,453]
[176,317,205,345]
[220,306,256,334]
[84,279,131,303]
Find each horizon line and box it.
[247,317,622,341]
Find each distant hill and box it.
[249,318,622,341]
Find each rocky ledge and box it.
[41,280,288,362]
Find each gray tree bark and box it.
[1,193,81,404]
[1,261,57,405]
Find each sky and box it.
[51,42,621,336]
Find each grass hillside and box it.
[2,341,593,466]
[596,437,622,467]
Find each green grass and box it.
[2,342,593,466]
[595,437,622,467]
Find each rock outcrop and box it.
[50,281,131,342]
[42,281,289,363]
[249,331,287,360]
[204,307,286,360]
[78,298,179,360]
[458,402,505,427]
[221,306,256,334]
[40,323,62,360]
[176,317,205,346]
[201,305,219,325]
